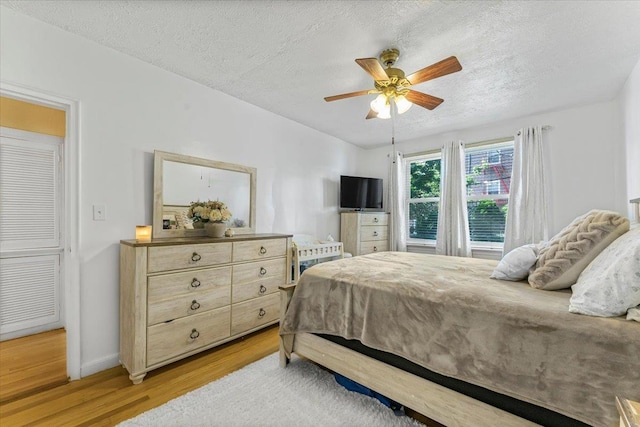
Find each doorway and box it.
[0,85,80,381]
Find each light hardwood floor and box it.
[0,329,67,404]
[0,325,279,426]
[0,325,441,427]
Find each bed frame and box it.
[279,283,540,427]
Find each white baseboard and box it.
[80,353,120,378]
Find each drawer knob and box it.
[259,246,267,255]
[258,308,266,318]
[259,285,267,294]
[191,278,201,288]
[191,252,202,262]
[189,328,200,340]
[373,246,378,252]
[373,231,378,236]
[259,267,267,276]
[373,217,379,223]
[190,300,201,311]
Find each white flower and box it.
[188,199,232,223]
[209,209,222,222]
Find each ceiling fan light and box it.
[376,107,391,119]
[395,95,413,115]
[370,94,388,113]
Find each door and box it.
[0,129,64,339]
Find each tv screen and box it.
[340,175,383,210]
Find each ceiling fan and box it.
[324,48,462,119]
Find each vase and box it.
[204,222,226,238]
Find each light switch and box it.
[93,204,106,221]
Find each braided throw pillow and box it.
[528,210,630,290]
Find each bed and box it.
[279,252,640,427]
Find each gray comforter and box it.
[280,252,640,427]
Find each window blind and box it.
[465,142,514,243]
[0,255,60,334]
[0,136,60,250]
[405,154,440,241]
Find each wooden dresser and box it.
[340,212,389,256]
[119,233,292,384]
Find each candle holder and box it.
[135,225,152,243]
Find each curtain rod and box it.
[465,136,514,149]
[403,126,552,159]
[405,136,513,158]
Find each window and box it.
[486,149,501,165]
[465,142,513,244]
[405,140,514,246]
[406,154,440,241]
[485,180,500,195]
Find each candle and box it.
[135,225,152,242]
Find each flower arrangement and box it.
[187,200,232,224]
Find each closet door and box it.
[0,131,63,337]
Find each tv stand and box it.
[340,212,389,256]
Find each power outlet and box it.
[93,204,106,221]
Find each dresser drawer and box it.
[232,258,285,285]
[147,286,231,326]
[232,259,285,303]
[147,306,230,367]
[233,238,287,262]
[148,266,232,300]
[360,213,388,226]
[231,293,279,335]
[148,243,232,273]
[360,241,388,255]
[360,225,388,241]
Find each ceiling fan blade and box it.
[324,90,371,102]
[365,109,378,120]
[406,90,444,110]
[355,58,389,81]
[406,56,462,85]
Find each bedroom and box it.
[0,1,639,426]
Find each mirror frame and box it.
[152,150,257,239]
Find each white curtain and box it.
[503,126,549,255]
[436,141,471,257]
[388,151,407,251]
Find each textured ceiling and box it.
[4,0,640,148]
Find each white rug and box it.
[118,353,423,427]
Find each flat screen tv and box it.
[340,175,383,210]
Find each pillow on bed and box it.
[490,244,538,281]
[528,210,630,290]
[569,226,640,317]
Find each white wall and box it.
[618,57,640,218]
[358,100,628,236]
[0,8,362,376]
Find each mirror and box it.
[152,150,256,238]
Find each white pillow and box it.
[491,244,538,281]
[627,306,640,322]
[569,227,640,317]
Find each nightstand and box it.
[616,396,640,427]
